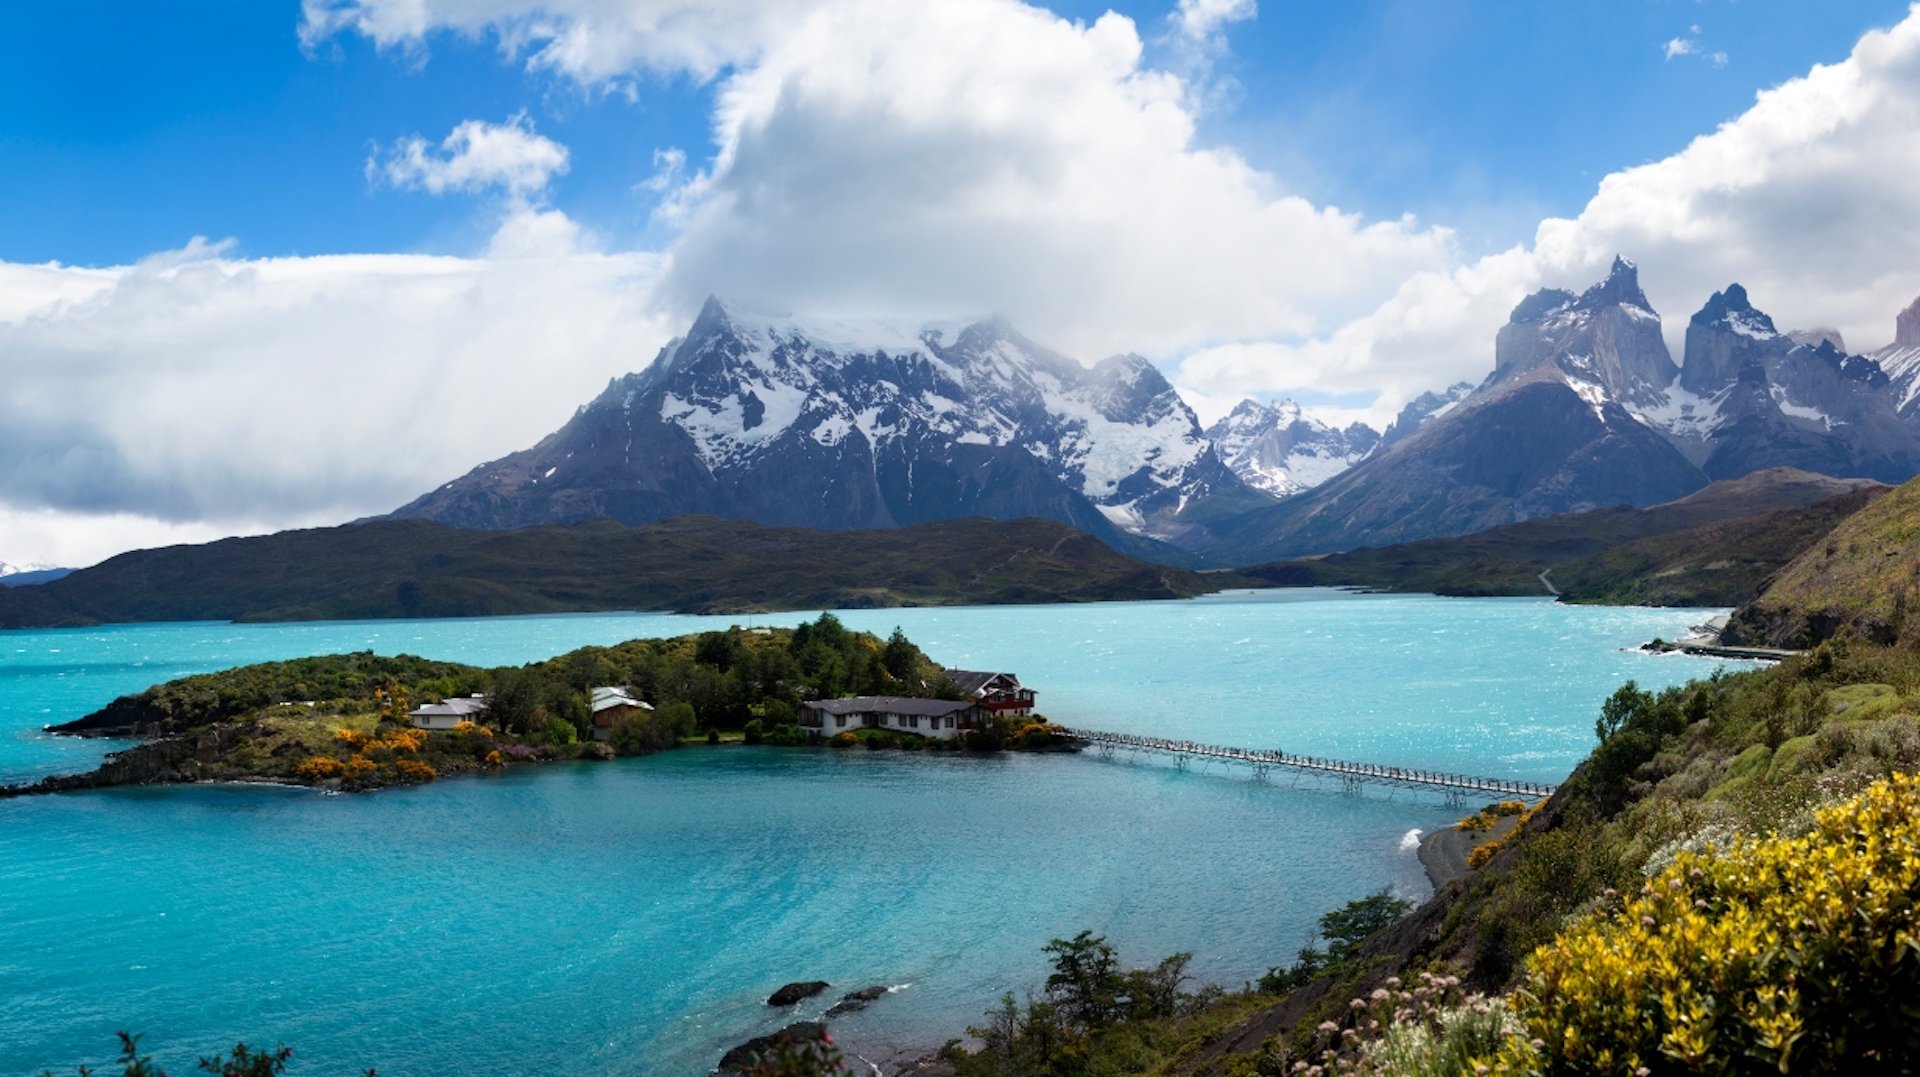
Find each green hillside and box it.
[1240,469,1881,605]
[1727,472,1920,648]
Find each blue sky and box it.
[0,0,1907,266]
[6,0,1920,566]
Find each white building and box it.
[408,694,490,731]
[799,696,989,741]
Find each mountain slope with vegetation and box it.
[1726,472,1920,648]
[0,516,1227,629]
[1240,469,1880,603]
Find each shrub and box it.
[342,756,379,782]
[391,759,437,784]
[293,756,344,782]
[332,727,368,750]
[743,719,765,745]
[830,732,857,748]
[536,714,578,747]
[482,749,503,768]
[1518,772,1920,1073]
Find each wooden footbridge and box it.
[1059,727,1557,805]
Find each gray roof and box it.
[410,695,490,718]
[591,686,652,714]
[803,696,978,717]
[945,669,1017,697]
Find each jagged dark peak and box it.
[1506,256,1653,325]
[1582,255,1652,312]
[1690,283,1778,338]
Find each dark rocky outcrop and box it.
[823,985,890,1018]
[766,981,831,1007]
[717,1022,828,1076]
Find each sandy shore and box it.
[1418,814,1522,888]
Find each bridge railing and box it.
[1059,727,1557,799]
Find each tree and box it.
[882,627,918,680]
[1595,680,1652,743]
[1043,931,1121,1031]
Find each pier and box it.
[1059,727,1557,805]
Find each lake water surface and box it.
[0,591,1745,1074]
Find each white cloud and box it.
[1180,6,1920,428]
[1664,28,1728,67]
[301,0,831,84]
[309,0,1458,364]
[0,211,676,567]
[16,0,1920,564]
[372,114,571,196]
[1174,0,1256,43]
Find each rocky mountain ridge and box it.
[393,298,1276,559]
[391,274,1920,566]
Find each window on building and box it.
[835,715,846,728]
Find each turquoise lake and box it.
[0,590,1748,1074]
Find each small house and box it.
[799,696,989,741]
[945,670,1036,717]
[409,693,490,731]
[591,686,654,742]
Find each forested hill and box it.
[0,516,1229,628]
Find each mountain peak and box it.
[1692,284,1777,338]
[1898,295,1920,348]
[1585,254,1650,311]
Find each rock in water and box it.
[766,980,831,1006]
[824,985,890,1017]
[717,1022,828,1076]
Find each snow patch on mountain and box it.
[1634,382,1727,441]
[1203,398,1380,498]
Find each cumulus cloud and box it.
[1180,6,1920,427]
[372,114,571,196]
[658,0,1454,362]
[0,210,674,566]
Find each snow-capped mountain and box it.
[1379,382,1473,449]
[1202,399,1380,498]
[1650,284,1920,483]
[1490,256,1678,410]
[1214,261,1920,560]
[1874,295,1920,420]
[392,298,1268,556]
[0,561,70,587]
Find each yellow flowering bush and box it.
[332,727,368,749]
[370,728,425,754]
[1515,772,1920,1073]
[391,758,437,783]
[293,755,344,781]
[483,749,504,767]
[342,756,379,781]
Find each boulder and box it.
[717,1021,827,1075]
[766,980,830,1006]
[824,985,889,1018]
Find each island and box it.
[3,615,1074,799]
